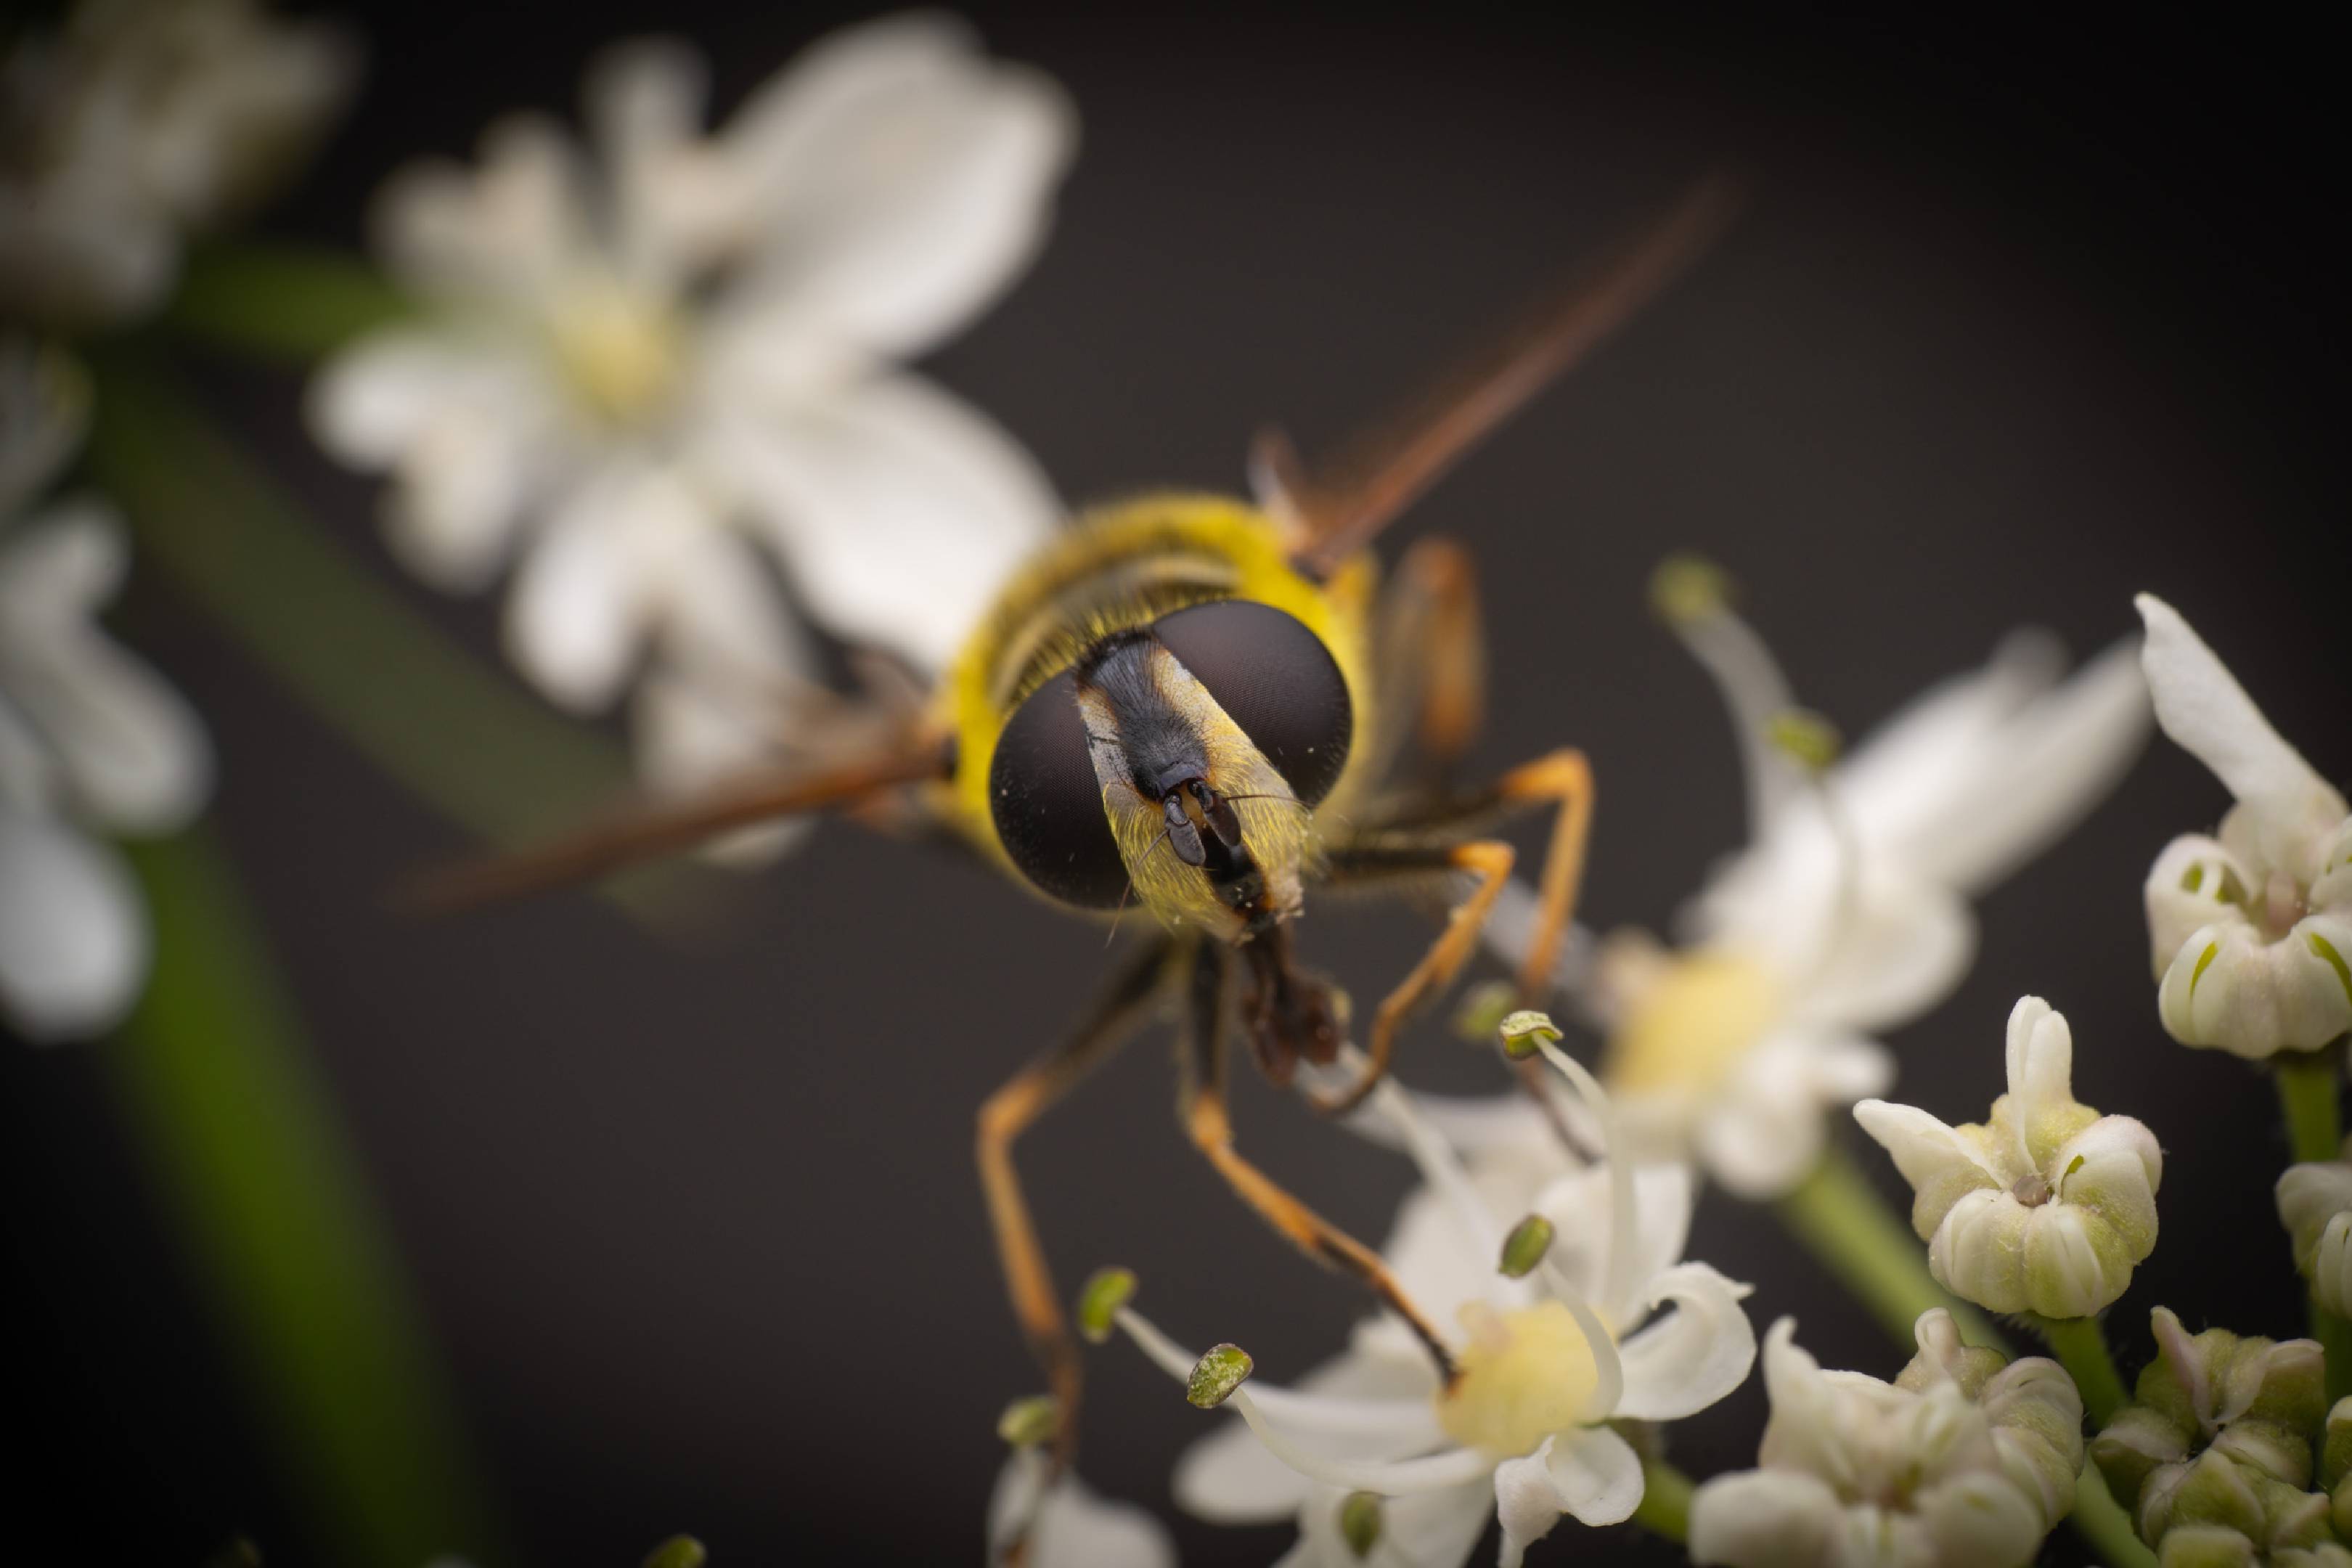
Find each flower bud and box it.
[2279,1141,2352,1318]
[2092,1307,2332,1560]
[1855,997,2160,1318]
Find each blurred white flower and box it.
[1117,1064,1754,1568]
[987,1449,1177,1568]
[1493,565,2150,1199]
[1689,1312,2083,1568]
[308,14,1072,831]
[2137,594,2352,1058]
[2279,1137,2352,1320]
[0,0,356,325]
[0,338,212,1040]
[1855,995,2161,1318]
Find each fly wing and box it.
[1276,172,1744,576]
[398,738,953,912]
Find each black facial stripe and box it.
[988,668,1130,910]
[1151,600,1352,807]
[1076,634,1208,801]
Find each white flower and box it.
[1114,1061,1755,1568]
[1855,996,2161,1318]
[2279,1137,2352,1319]
[1492,571,2150,1199]
[1689,1312,2083,1568]
[987,1450,1177,1568]
[307,15,1072,836]
[0,0,356,325]
[0,338,212,1040]
[2137,594,2352,1057]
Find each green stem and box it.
[1633,1458,1693,1543]
[1778,1145,2153,1567]
[110,830,499,1567]
[2275,1049,2352,1402]
[2033,1315,2128,1428]
[166,242,412,359]
[1773,1142,2007,1352]
[2277,1048,2342,1164]
[83,347,711,927]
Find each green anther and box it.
[1453,979,1519,1042]
[1649,553,1733,624]
[1339,1490,1385,1559]
[2181,862,2205,894]
[1766,708,1842,772]
[2310,932,2352,1011]
[997,1394,1061,1448]
[1078,1267,1138,1344]
[1499,1008,1563,1061]
[641,1537,707,1568]
[1188,1344,1255,1409]
[1499,1213,1556,1278]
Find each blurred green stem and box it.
[1773,1143,2004,1350]
[167,242,410,359]
[2033,1314,2128,1427]
[112,830,497,1568]
[1633,1458,1692,1543]
[1775,1144,2154,1567]
[84,347,706,924]
[2275,1050,2352,1402]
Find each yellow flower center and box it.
[1603,949,1781,1095]
[548,274,685,425]
[1435,1301,1600,1458]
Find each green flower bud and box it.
[1188,1343,1254,1409]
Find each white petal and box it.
[1796,873,1976,1031]
[372,116,591,300]
[1688,1469,1842,1568]
[1493,1444,1565,1568]
[0,802,149,1042]
[1914,1471,2046,1568]
[1544,1423,1646,1526]
[1172,1351,1440,1523]
[986,1450,1175,1568]
[0,503,213,831]
[1853,1101,1987,1193]
[720,372,1058,670]
[1999,997,2074,1138]
[1928,1188,2033,1315]
[1696,1084,1829,1201]
[719,15,1075,357]
[2144,833,2257,980]
[1614,1262,1760,1421]
[1890,633,2149,896]
[582,38,713,285]
[1289,1481,1491,1568]
[1534,1162,1694,1327]
[502,467,681,711]
[307,330,489,467]
[2137,594,2348,883]
[1670,603,1802,841]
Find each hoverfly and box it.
[416,174,1737,1524]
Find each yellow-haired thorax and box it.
[934,494,1374,894]
[1076,637,1315,942]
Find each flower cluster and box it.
[1689,1310,2084,1568]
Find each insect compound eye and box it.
[989,669,1130,910]
[1152,600,1352,807]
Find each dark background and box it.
[6,4,2345,1564]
